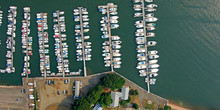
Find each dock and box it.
[53,10,69,77]
[37,12,50,78]
[141,0,150,93]
[74,7,91,77]
[21,7,31,77]
[98,3,121,72]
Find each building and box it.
[110,92,123,107]
[121,86,129,100]
[73,81,82,99]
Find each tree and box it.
[164,105,171,110]
[100,93,112,107]
[130,89,139,96]
[86,85,103,105]
[73,97,92,110]
[100,74,125,90]
[132,103,139,109]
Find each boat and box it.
[136,29,144,33]
[147,26,155,30]
[145,13,154,17]
[102,41,110,45]
[136,65,147,69]
[134,12,142,17]
[110,12,118,15]
[148,59,158,64]
[137,53,145,57]
[140,73,147,77]
[149,68,159,73]
[111,36,120,40]
[148,55,159,59]
[145,0,153,3]
[147,41,157,46]
[138,61,146,65]
[146,4,158,8]
[112,41,122,45]
[139,70,146,74]
[112,45,121,49]
[102,53,110,56]
[148,50,158,55]
[113,58,121,61]
[137,56,146,61]
[136,24,144,28]
[110,16,119,19]
[113,52,121,56]
[135,20,143,25]
[145,17,158,22]
[136,33,144,36]
[114,64,121,68]
[111,24,119,29]
[149,73,158,77]
[146,32,155,37]
[148,64,160,68]
[113,61,121,65]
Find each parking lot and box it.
[35,78,74,110]
[0,86,28,110]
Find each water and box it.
[0,0,219,109]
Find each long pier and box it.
[141,0,150,93]
[41,13,47,78]
[106,6,114,72]
[78,7,87,77]
[23,7,31,78]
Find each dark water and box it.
[0,0,219,109]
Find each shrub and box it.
[100,74,125,90]
[132,103,139,109]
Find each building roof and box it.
[110,92,123,107]
[74,81,80,97]
[121,86,129,100]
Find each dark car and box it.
[57,91,60,95]
[65,90,68,94]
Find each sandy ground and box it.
[0,86,28,110]
[168,102,190,110]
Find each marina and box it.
[0,6,17,73]
[21,7,32,77]
[37,12,51,77]
[133,0,158,93]
[73,7,91,77]
[98,3,121,72]
[53,10,70,77]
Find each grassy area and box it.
[142,99,156,109]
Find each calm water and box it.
[0,0,219,109]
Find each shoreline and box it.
[168,101,190,110]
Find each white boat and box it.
[148,50,158,55]
[145,17,158,22]
[149,73,158,77]
[112,41,122,45]
[103,49,109,53]
[149,68,159,73]
[134,12,142,17]
[114,64,121,68]
[111,24,119,29]
[105,63,110,67]
[100,27,107,31]
[112,45,121,49]
[110,20,118,23]
[146,32,155,37]
[148,55,159,59]
[102,46,110,49]
[113,58,121,61]
[102,41,110,45]
[102,53,110,56]
[136,65,147,69]
[145,13,154,17]
[146,4,158,8]
[110,12,118,15]
[104,56,111,60]
[147,41,157,46]
[110,16,119,19]
[148,59,158,64]
[138,56,146,61]
[135,20,143,25]
[133,0,141,3]
[136,29,144,33]
[136,24,144,28]
[113,52,121,56]
[147,26,156,31]
[111,36,120,40]
[104,60,111,63]
[134,8,141,11]
[147,23,156,27]
[138,61,146,65]
[136,33,144,36]
[137,53,145,57]
[113,61,121,65]
[137,49,145,53]
[148,64,160,68]
[139,70,146,74]
[145,0,153,3]
[140,73,147,77]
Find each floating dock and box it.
[98,3,121,72]
[74,7,91,77]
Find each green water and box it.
[0,0,219,109]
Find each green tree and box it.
[100,74,125,90]
[100,93,112,107]
[130,89,139,96]
[132,103,139,109]
[73,97,92,110]
[86,85,103,105]
[164,105,171,110]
